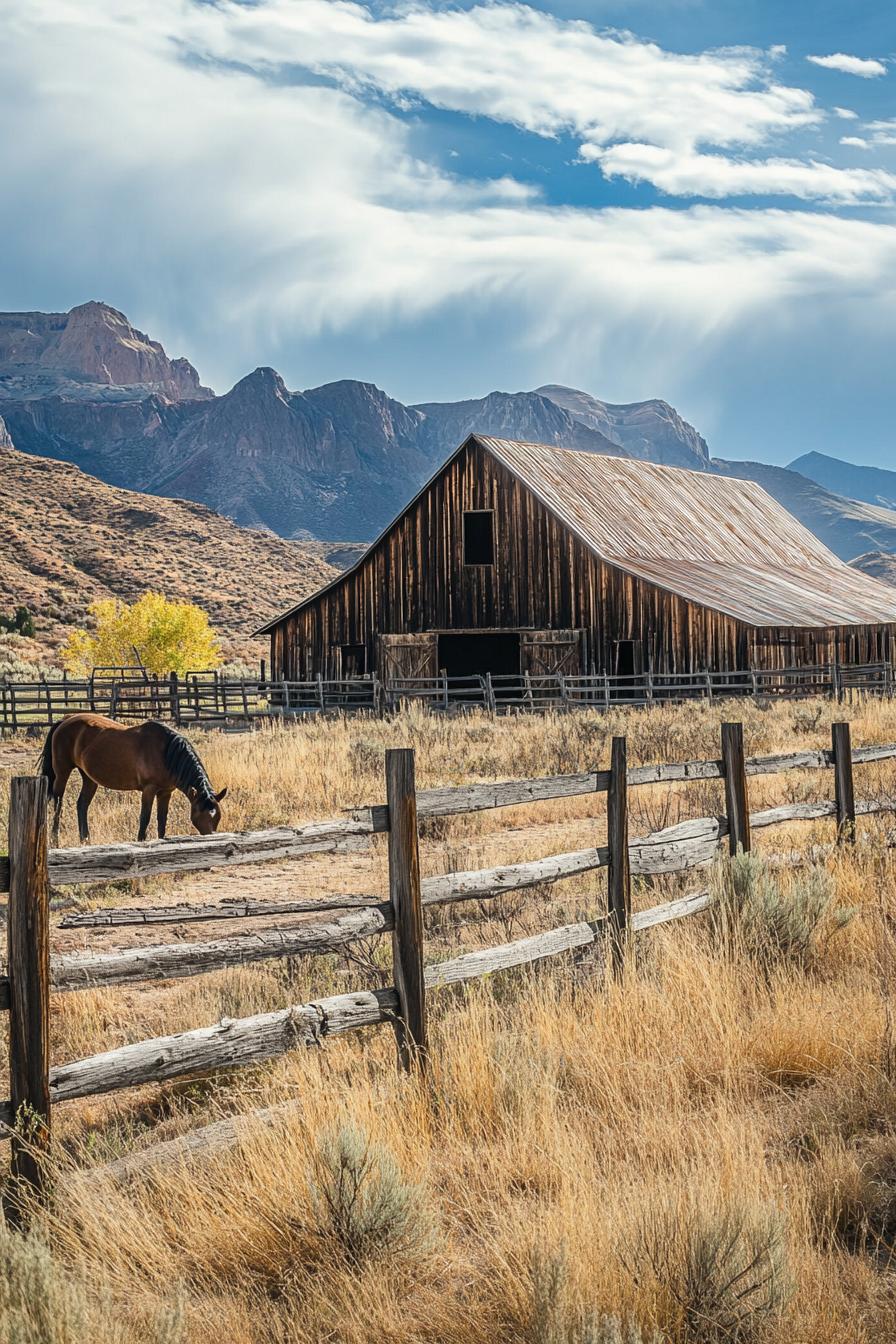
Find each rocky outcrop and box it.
[0,302,212,401]
[413,389,623,459]
[536,385,710,469]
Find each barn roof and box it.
[257,435,896,632]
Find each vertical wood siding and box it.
[271,442,894,679]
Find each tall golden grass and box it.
[1,697,896,1341]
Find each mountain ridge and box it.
[789,451,896,512]
[2,301,895,566]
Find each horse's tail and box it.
[37,721,59,798]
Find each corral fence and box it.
[1,720,895,1217]
[1,660,893,731]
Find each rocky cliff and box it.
[536,385,710,469]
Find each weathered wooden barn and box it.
[258,435,896,682]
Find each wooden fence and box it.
[2,720,896,1214]
[1,661,893,731]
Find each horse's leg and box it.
[76,773,98,845]
[50,767,72,847]
[156,788,174,839]
[137,785,156,842]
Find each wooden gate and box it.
[378,633,439,681]
[520,630,586,678]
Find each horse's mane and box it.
[158,724,215,803]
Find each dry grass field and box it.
[2,697,896,1342]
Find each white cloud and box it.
[2,0,896,408]
[184,0,820,156]
[833,106,859,119]
[807,53,887,78]
[586,142,896,202]
[865,119,896,146]
[170,2,895,204]
[840,136,869,149]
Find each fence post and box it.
[607,735,631,974]
[5,776,51,1224]
[385,748,427,1073]
[168,672,180,725]
[832,721,856,844]
[721,721,751,855]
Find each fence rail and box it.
[2,718,895,1210]
[2,661,894,730]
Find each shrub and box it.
[307,1123,433,1268]
[530,1248,665,1344]
[0,606,35,637]
[629,1193,790,1344]
[710,851,853,969]
[0,1222,183,1343]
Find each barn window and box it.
[463,510,495,566]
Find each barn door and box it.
[520,630,585,678]
[377,633,438,683]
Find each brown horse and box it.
[39,714,227,845]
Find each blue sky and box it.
[2,0,896,467]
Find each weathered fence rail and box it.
[2,719,895,1212]
[2,660,893,730]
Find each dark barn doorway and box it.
[437,632,521,680]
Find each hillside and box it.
[711,458,896,561]
[0,444,339,665]
[790,450,896,511]
[851,549,896,587]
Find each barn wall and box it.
[270,440,894,679]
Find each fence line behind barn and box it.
[1,661,894,730]
[3,719,896,1212]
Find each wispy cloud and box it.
[865,119,896,146]
[833,106,859,119]
[840,136,869,149]
[587,142,895,201]
[2,0,896,422]
[807,53,887,78]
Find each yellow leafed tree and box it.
[62,593,222,676]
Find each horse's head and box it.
[188,786,228,835]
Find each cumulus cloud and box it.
[840,136,869,149]
[807,53,887,78]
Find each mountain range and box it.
[1,301,895,573]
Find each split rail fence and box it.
[2,720,896,1216]
[1,661,893,731]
